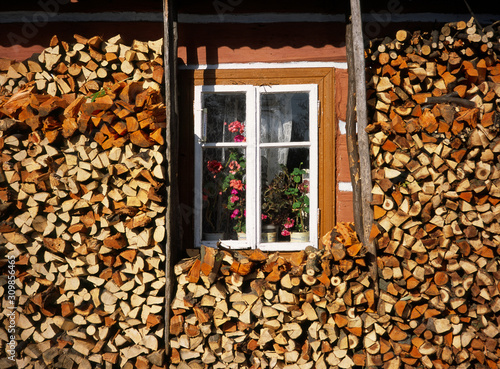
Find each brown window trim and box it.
[179,67,337,250]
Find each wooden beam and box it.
[349,0,379,299]
[163,0,180,356]
[345,24,364,242]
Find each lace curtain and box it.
[203,92,307,185]
[260,94,294,184]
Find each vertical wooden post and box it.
[163,0,180,356]
[349,5,380,368]
[349,0,379,298]
[345,24,364,241]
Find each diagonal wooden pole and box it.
[163,0,180,357]
[348,0,379,299]
[345,23,364,243]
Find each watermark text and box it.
[6,255,17,361]
[7,0,71,45]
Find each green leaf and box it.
[90,88,106,102]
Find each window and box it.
[194,84,318,250]
[179,68,337,251]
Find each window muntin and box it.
[194,84,318,250]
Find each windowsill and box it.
[199,240,315,251]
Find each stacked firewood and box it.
[169,223,376,369]
[0,34,163,97]
[0,81,165,148]
[366,18,500,368]
[0,36,166,369]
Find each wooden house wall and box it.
[3,1,499,230]
[0,3,358,226]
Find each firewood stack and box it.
[0,34,163,97]
[0,81,165,148]
[366,18,500,368]
[0,36,167,369]
[169,223,376,369]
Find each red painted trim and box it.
[336,135,352,183]
[336,192,355,222]
[178,23,346,65]
[0,22,163,61]
[0,45,44,62]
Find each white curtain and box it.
[260,94,293,184]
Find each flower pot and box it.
[203,232,224,241]
[237,232,246,240]
[290,231,309,242]
[261,224,277,242]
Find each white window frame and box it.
[194,84,318,251]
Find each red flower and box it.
[228,160,241,174]
[228,120,245,134]
[298,180,310,193]
[284,218,295,229]
[234,134,246,142]
[230,179,244,191]
[207,160,222,174]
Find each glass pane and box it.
[261,148,310,242]
[202,147,246,241]
[202,93,246,143]
[260,92,309,143]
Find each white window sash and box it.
[194,85,254,249]
[194,84,318,250]
[256,84,318,251]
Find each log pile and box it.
[366,18,500,368]
[0,80,165,149]
[0,35,167,369]
[169,223,377,369]
[0,34,163,97]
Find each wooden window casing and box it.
[179,67,336,249]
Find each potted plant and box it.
[262,170,291,242]
[262,164,310,242]
[203,158,227,240]
[285,166,310,242]
[224,152,246,240]
[202,121,246,241]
